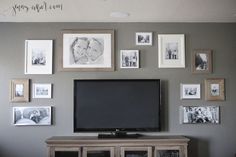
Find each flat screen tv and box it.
[74,79,161,136]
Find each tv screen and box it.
[74,79,161,132]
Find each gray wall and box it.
[0,23,235,157]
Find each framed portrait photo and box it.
[120,50,139,68]
[192,49,212,73]
[13,106,52,126]
[61,30,115,71]
[180,106,220,124]
[180,84,201,99]
[25,40,53,74]
[33,83,52,98]
[135,32,152,45]
[205,78,225,101]
[158,34,185,68]
[10,79,29,102]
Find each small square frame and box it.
[120,50,139,68]
[33,83,52,98]
[135,32,153,45]
[158,34,185,68]
[180,84,201,99]
[205,78,225,101]
[192,49,212,73]
[10,79,29,102]
[25,40,53,74]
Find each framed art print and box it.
[120,50,139,68]
[10,79,29,102]
[62,30,115,71]
[135,32,152,45]
[158,34,185,68]
[33,83,52,98]
[205,78,225,101]
[192,49,212,74]
[25,40,53,74]
[180,84,201,99]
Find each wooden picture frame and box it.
[10,79,29,102]
[205,78,225,101]
[61,29,115,71]
[158,34,185,68]
[192,49,212,73]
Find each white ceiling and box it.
[0,0,236,22]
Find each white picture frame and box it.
[180,106,220,124]
[136,32,152,45]
[25,40,53,74]
[13,106,52,126]
[158,34,185,68]
[33,83,52,98]
[120,50,139,68]
[180,84,201,99]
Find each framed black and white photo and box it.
[192,49,212,73]
[62,30,114,71]
[13,106,52,126]
[205,78,225,101]
[25,40,53,74]
[33,83,52,98]
[180,84,201,99]
[120,50,139,68]
[10,79,29,102]
[135,32,152,45]
[180,106,220,124]
[158,34,185,68]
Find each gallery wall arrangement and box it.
[0,23,235,157]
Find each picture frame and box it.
[180,106,220,124]
[13,106,52,126]
[25,40,53,74]
[10,79,29,102]
[205,78,225,101]
[61,30,115,71]
[158,34,185,68]
[120,50,139,68]
[192,49,212,73]
[135,32,153,45]
[180,84,201,99]
[33,83,52,98]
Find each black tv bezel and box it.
[73,79,161,133]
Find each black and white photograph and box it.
[180,84,201,99]
[180,106,220,124]
[120,50,139,68]
[33,83,52,98]
[15,84,24,97]
[158,34,185,68]
[156,150,179,157]
[10,79,29,102]
[62,30,114,71]
[136,32,152,45]
[210,84,220,96]
[192,49,212,73]
[25,40,53,74]
[13,106,52,126]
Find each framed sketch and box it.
[25,40,53,74]
[135,32,152,45]
[192,49,212,73]
[33,83,52,98]
[158,34,185,68]
[10,79,29,102]
[180,84,201,99]
[205,78,225,101]
[180,106,220,124]
[62,30,115,71]
[120,50,139,68]
[13,106,52,126]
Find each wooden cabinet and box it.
[46,136,189,157]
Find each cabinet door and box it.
[154,146,185,157]
[120,147,152,157]
[82,147,115,157]
[53,147,80,157]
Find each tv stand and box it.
[98,131,143,138]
